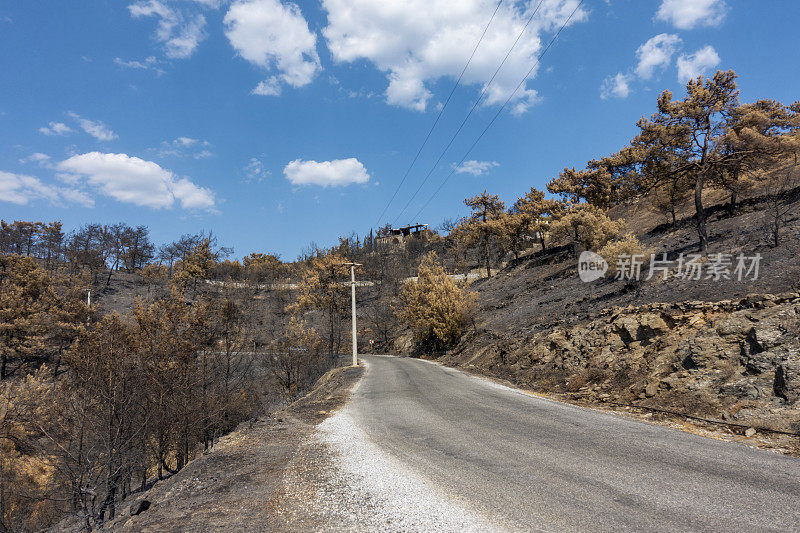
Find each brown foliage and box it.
[396,252,476,353]
[549,204,625,254]
[456,191,505,278]
[287,251,350,356]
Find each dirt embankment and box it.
[76,365,364,533]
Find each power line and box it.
[391,0,547,226]
[409,0,585,223]
[373,0,504,229]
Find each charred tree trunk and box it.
[729,187,738,216]
[483,234,491,278]
[694,173,708,254]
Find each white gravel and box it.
[310,404,507,532]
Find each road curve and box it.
[347,355,800,532]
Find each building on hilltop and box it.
[376,224,428,246]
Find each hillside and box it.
[438,186,800,450]
[48,364,363,532]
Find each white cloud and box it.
[656,0,727,30]
[283,158,370,187]
[322,0,587,112]
[176,136,199,147]
[453,160,499,176]
[0,170,93,207]
[677,45,720,82]
[244,157,270,182]
[19,153,52,166]
[39,121,73,136]
[224,0,320,94]
[252,77,282,96]
[114,56,165,74]
[634,33,681,80]
[67,112,118,141]
[600,72,632,99]
[58,152,215,210]
[128,0,207,59]
[601,32,683,99]
[154,136,213,159]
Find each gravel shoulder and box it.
[272,368,507,532]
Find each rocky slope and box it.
[438,190,800,451]
[445,292,800,436]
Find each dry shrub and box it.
[598,233,651,276]
[565,371,588,392]
[396,252,476,353]
[550,204,625,252]
[586,364,607,384]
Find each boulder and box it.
[678,335,730,370]
[613,313,668,345]
[715,315,753,338]
[746,324,784,353]
[637,314,669,340]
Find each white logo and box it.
[578,251,607,282]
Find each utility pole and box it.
[343,262,362,366]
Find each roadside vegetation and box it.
[397,252,476,353]
[1,70,799,529]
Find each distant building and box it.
[376,224,428,246]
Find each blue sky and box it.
[1,0,798,260]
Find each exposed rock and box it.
[678,335,732,370]
[742,348,770,373]
[715,316,753,337]
[774,360,800,403]
[719,379,760,400]
[130,499,151,516]
[447,293,800,433]
[745,427,757,438]
[746,324,784,353]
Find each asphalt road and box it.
[350,355,800,532]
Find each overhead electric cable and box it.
[409,0,585,223]
[391,0,548,225]
[373,0,504,229]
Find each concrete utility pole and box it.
[343,262,362,366]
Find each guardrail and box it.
[201,271,483,291]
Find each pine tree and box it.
[633,70,741,253]
[287,252,349,357]
[459,191,505,278]
[512,187,566,251]
[550,204,624,255]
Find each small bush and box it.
[598,234,651,276]
[396,252,476,353]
